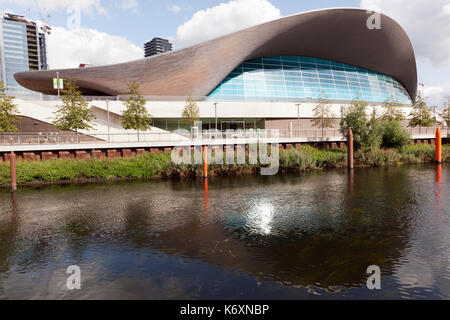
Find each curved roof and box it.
[15,8,418,100]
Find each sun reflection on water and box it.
[246,202,275,235]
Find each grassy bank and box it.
[0,144,449,187]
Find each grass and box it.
[0,144,448,187]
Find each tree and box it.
[381,98,405,122]
[181,95,200,128]
[340,100,369,150]
[52,80,96,142]
[0,81,19,133]
[365,107,383,151]
[440,95,450,138]
[408,91,433,134]
[121,81,152,142]
[310,97,337,137]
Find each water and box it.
[0,165,449,300]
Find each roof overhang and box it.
[14,8,418,100]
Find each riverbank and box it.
[0,144,448,187]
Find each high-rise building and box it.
[144,38,172,57]
[0,13,48,97]
[39,33,48,70]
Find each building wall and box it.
[39,33,47,70]
[13,98,415,132]
[15,115,65,132]
[0,14,45,98]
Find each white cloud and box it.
[0,0,107,14]
[168,5,182,14]
[174,0,281,48]
[119,0,138,12]
[360,0,450,68]
[423,84,450,106]
[360,1,450,105]
[47,27,143,69]
[443,3,450,15]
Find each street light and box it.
[56,71,60,98]
[295,103,302,137]
[431,106,438,126]
[106,99,110,142]
[213,103,218,135]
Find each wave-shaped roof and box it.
[15,8,417,100]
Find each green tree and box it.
[408,91,433,134]
[440,95,450,138]
[121,81,152,142]
[381,98,405,121]
[181,95,200,128]
[365,107,383,150]
[0,81,19,133]
[52,80,96,142]
[311,97,337,137]
[340,100,369,150]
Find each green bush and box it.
[381,120,411,149]
[0,144,448,186]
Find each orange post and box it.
[436,128,442,164]
[10,151,17,192]
[436,164,442,183]
[348,129,354,170]
[203,145,208,179]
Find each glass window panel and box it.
[206,56,411,104]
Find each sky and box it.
[1,0,449,106]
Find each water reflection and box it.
[0,166,449,299]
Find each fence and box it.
[0,127,446,146]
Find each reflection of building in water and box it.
[0,170,418,291]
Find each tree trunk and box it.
[76,129,79,144]
[137,129,140,142]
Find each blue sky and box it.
[1,0,449,105]
[3,0,361,46]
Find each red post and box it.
[10,151,17,192]
[348,129,354,170]
[203,145,208,179]
[436,128,442,164]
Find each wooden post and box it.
[348,129,354,170]
[436,128,442,164]
[203,145,208,179]
[10,151,17,192]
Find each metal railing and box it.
[0,127,446,146]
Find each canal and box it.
[0,165,449,299]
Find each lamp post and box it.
[295,103,302,137]
[447,101,450,138]
[56,71,60,98]
[431,106,438,126]
[106,99,110,142]
[213,103,218,135]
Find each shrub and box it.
[381,120,411,149]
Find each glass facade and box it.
[1,20,29,94]
[207,56,412,104]
[0,17,41,97]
